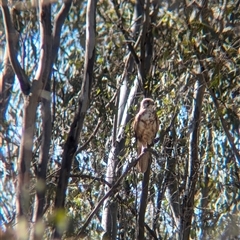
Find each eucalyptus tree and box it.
[1,0,73,239]
[0,0,239,239]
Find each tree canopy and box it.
[0,0,239,239]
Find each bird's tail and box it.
[137,150,150,173]
[137,141,150,173]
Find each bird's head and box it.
[140,98,155,110]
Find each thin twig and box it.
[76,119,102,153]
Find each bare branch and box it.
[34,2,52,87]
[0,1,30,95]
[52,0,73,64]
[76,119,102,153]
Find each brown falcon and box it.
[133,98,159,173]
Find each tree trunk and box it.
[17,2,52,228]
[101,1,143,238]
[138,161,151,240]
[30,2,72,239]
[53,0,96,238]
[179,74,205,240]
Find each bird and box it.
[133,98,159,173]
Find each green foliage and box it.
[1,0,240,239]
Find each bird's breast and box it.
[140,111,156,123]
[138,110,158,144]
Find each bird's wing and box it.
[133,109,146,141]
[134,110,150,173]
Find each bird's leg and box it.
[142,143,148,154]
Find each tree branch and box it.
[138,158,151,240]
[76,118,102,153]
[77,151,148,238]
[0,1,30,95]
[52,0,73,64]
[72,171,159,239]
[34,2,52,88]
[180,75,205,240]
[53,0,96,237]
[208,88,240,164]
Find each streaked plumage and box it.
[133,98,159,173]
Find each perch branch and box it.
[77,150,152,237]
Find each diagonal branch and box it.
[77,118,102,153]
[52,0,73,65]
[208,88,240,164]
[77,151,148,238]
[73,172,159,239]
[0,1,30,95]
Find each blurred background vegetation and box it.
[0,0,239,239]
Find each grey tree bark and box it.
[16,0,52,224]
